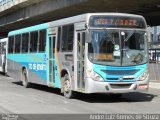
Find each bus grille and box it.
[106,78,134,81]
[110,84,132,89]
[101,70,140,75]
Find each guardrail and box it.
[149,48,160,82]
[149,63,160,82]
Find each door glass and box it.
[77,33,81,60]
[82,32,85,60]
[49,37,53,59]
[81,32,85,88]
[49,36,56,83]
[77,32,85,89]
[53,36,55,59]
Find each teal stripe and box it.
[8,23,49,36]
[7,53,46,63]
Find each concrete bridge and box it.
[0,0,159,35]
[0,0,160,81]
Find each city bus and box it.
[0,38,7,74]
[7,13,149,98]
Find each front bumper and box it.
[85,76,149,93]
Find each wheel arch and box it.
[60,68,73,92]
[60,68,72,79]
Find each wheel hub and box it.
[64,79,71,92]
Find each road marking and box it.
[7,77,13,80]
[0,76,13,79]
[149,82,160,89]
[63,100,70,104]
[151,100,160,103]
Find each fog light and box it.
[105,85,109,90]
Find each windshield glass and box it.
[88,29,148,66]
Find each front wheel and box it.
[22,69,30,88]
[63,74,75,99]
[2,63,6,75]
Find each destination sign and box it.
[89,16,146,29]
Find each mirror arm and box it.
[85,24,91,43]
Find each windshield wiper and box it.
[131,53,143,64]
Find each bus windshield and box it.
[88,29,148,66]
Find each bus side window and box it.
[0,43,1,54]
[22,33,29,53]
[30,31,38,53]
[38,29,46,52]
[8,36,14,54]
[3,42,6,54]
[57,27,61,52]
[15,34,21,53]
[61,24,74,52]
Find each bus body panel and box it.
[85,59,149,93]
[7,23,49,85]
[85,77,149,93]
[92,64,147,82]
[7,53,47,85]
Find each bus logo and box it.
[119,77,123,81]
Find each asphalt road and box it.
[0,73,160,119]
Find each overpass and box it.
[0,0,160,36]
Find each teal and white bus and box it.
[7,13,149,98]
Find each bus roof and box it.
[8,13,146,36]
[8,23,49,36]
[0,38,8,42]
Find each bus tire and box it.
[63,74,75,99]
[2,63,6,75]
[22,69,30,88]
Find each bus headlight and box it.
[138,70,149,81]
[87,69,104,82]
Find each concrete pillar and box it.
[154,27,158,42]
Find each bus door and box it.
[48,35,56,85]
[75,31,85,90]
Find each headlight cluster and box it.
[87,69,104,82]
[138,69,149,81]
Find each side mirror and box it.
[85,30,91,43]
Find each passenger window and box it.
[0,43,4,54]
[38,30,46,52]
[15,35,21,53]
[8,36,14,54]
[57,27,61,52]
[61,24,74,51]
[0,43,2,54]
[30,31,38,52]
[22,33,29,53]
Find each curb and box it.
[149,82,160,89]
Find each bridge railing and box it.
[149,48,160,82]
[0,0,14,7]
[0,0,29,12]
